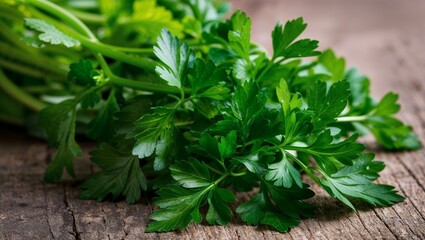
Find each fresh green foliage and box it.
[38,100,81,182]
[80,143,147,204]
[272,18,320,60]
[0,0,420,234]
[154,29,195,89]
[24,18,80,47]
[318,154,404,209]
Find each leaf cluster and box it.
[1,0,420,234]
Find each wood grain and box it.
[1,1,425,239]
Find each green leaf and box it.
[307,80,350,129]
[344,70,421,150]
[68,59,97,86]
[170,160,211,188]
[38,100,81,182]
[237,182,314,232]
[218,131,237,159]
[318,49,346,82]
[230,82,266,141]
[318,154,404,209]
[206,187,235,225]
[272,18,319,60]
[232,146,272,175]
[24,18,80,47]
[307,130,365,173]
[282,39,320,59]
[129,0,183,41]
[87,93,119,141]
[80,91,101,109]
[193,98,220,119]
[228,11,251,60]
[276,79,313,144]
[345,68,373,110]
[189,59,227,96]
[132,107,174,161]
[154,29,195,89]
[265,151,302,188]
[146,185,207,232]
[197,84,230,100]
[192,131,237,162]
[373,92,400,115]
[80,143,147,204]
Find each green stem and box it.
[336,115,369,123]
[214,173,229,185]
[0,42,68,76]
[230,171,247,177]
[0,20,37,53]
[0,69,47,111]
[65,8,105,24]
[107,46,154,55]
[107,72,186,95]
[25,0,97,40]
[206,165,225,175]
[76,37,157,72]
[25,0,189,95]
[285,151,320,183]
[0,59,64,80]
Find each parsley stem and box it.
[230,171,247,177]
[75,37,157,72]
[214,173,229,185]
[0,69,47,111]
[0,59,65,80]
[285,151,320,183]
[207,165,225,175]
[25,0,97,40]
[336,115,369,122]
[0,42,68,76]
[25,0,189,95]
[65,8,105,24]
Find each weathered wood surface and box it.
[1,0,425,239]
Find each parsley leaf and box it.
[154,29,195,89]
[343,68,421,150]
[24,18,80,47]
[38,100,81,182]
[307,80,350,130]
[228,10,251,60]
[132,108,173,159]
[170,160,211,188]
[146,160,235,232]
[237,181,314,232]
[188,58,228,97]
[206,187,235,225]
[68,59,97,86]
[80,143,147,204]
[318,154,404,209]
[318,49,346,82]
[272,18,320,60]
[130,0,183,41]
[265,151,302,188]
[87,93,119,141]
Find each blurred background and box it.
[232,0,425,98]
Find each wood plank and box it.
[1,1,425,239]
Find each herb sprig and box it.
[0,0,420,233]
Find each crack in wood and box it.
[63,186,80,240]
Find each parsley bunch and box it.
[0,0,421,233]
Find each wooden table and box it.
[1,1,425,239]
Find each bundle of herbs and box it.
[0,0,421,233]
